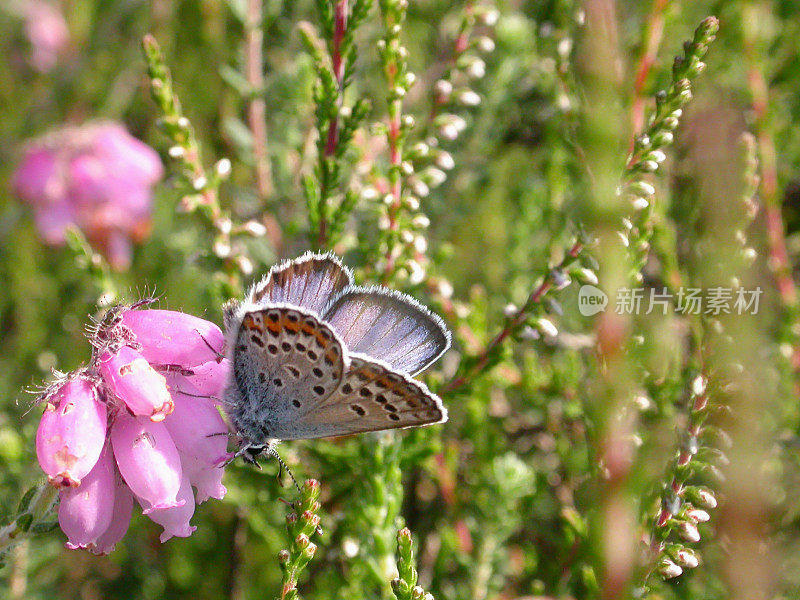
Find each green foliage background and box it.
[0,1,798,599]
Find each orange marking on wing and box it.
[242,315,263,331]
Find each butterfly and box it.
[222,252,450,461]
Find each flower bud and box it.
[658,557,682,579]
[58,444,116,549]
[677,520,700,543]
[111,413,184,513]
[99,346,174,421]
[36,376,107,487]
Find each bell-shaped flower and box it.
[98,346,173,422]
[90,480,134,555]
[120,309,225,368]
[58,444,116,549]
[36,376,107,487]
[139,474,197,542]
[183,358,231,402]
[12,122,163,269]
[163,374,229,503]
[111,413,183,513]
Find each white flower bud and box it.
[413,234,427,253]
[215,217,232,235]
[378,215,391,230]
[214,240,231,258]
[410,178,430,198]
[404,196,420,211]
[177,116,190,129]
[168,145,185,158]
[458,90,482,106]
[504,303,517,317]
[192,176,208,191]
[480,8,499,26]
[243,220,267,236]
[476,36,495,53]
[236,255,254,276]
[535,317,558,338]
[674,548,699,569]
[408,260,425,285]
[632,197,649,210]
[465,58,486,79]
[686,508,710,523]
[659,558,682,579]
[691,375,707,396]
[434,79,453,100]
[438,279,454,298]
[423,168,447,188]
[401,230,414,244]
[436,151,455,170]
[412,214,430,228]
[215,158,232,177]
[677,520,700,543]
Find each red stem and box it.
[325,0,348,157]
[441,242,582,394]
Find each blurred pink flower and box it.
[12,123,163,269]
[34,305,229,552]
[21,1,69,72]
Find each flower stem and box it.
[245,0,274,200]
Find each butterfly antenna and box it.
[266,446,303,497]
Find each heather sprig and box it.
[442,238,587,394]
[391,527,433,600]
[623,16,719,281]
[278,479,322,600]
[299,0,372,249]
[143,34,263,291]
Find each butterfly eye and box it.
[246,444,266,457]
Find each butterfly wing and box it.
[279,353,447,439]
[322,286,451,375]
[248,251,353,314]
[227,305,347,444]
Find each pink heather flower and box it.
[184,359,231,402]
[110,412,184,513]
[12,123,163,269]
[139,474,197,542]
[98,346,174,422]
[58,444,115,550]
[35,305,230,552]
[120,309,225,367]
[36,375,107,487]
[91,480,134,555]
[21,1,69,72]
[164,375,229,503]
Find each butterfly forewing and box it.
[322,287,451,376]
[228,305,347,444]
[274,353,447,440]
[249,252,353,315]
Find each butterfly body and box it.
[222,252,450,452]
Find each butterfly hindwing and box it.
[322,286,451,376]
[227,305,347,444]
[279,353,447,440]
